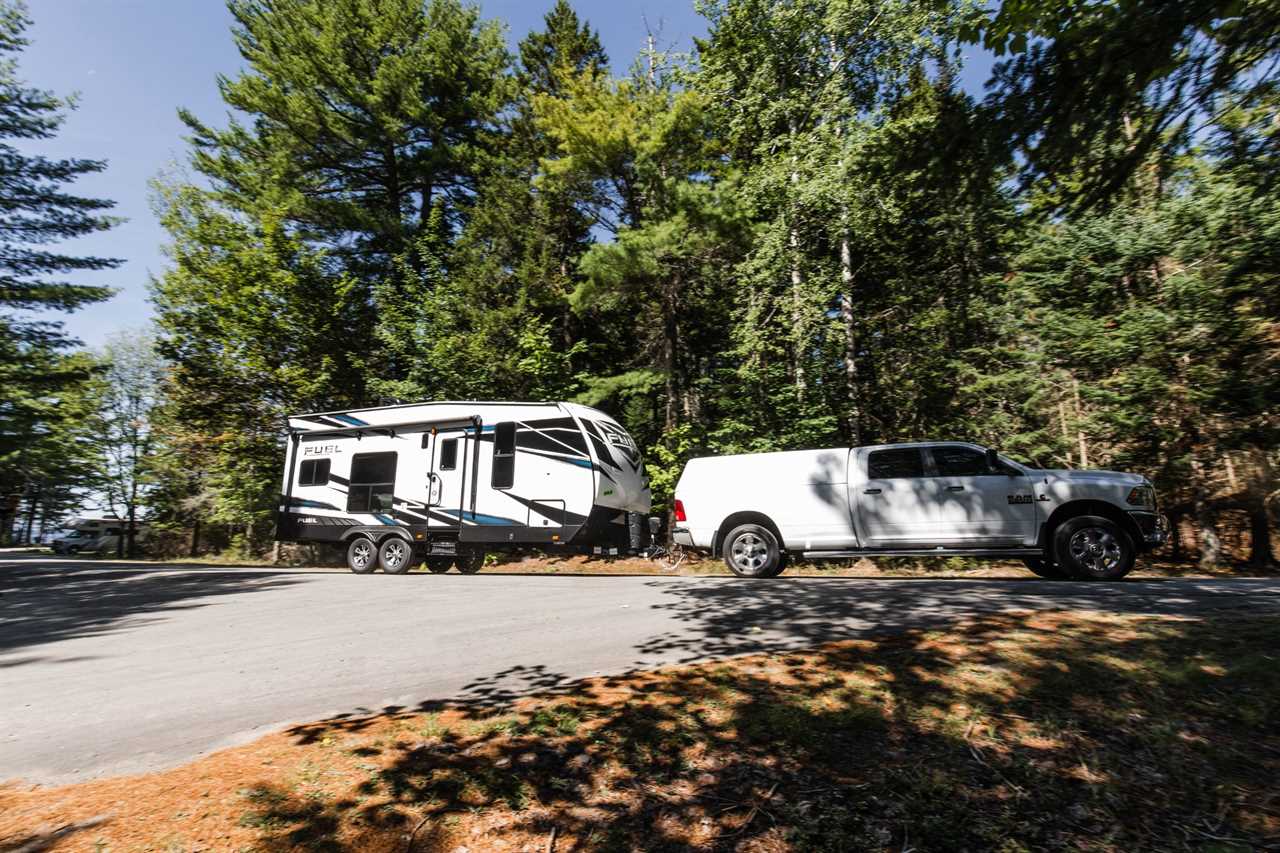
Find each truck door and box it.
[424,428,469,529]
[854,447,937,547]
[925,445,1036,546]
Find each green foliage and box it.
[137,0,1276,560]
[0,0,121,541]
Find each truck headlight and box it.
[1126,485,1155,508]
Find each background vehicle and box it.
[673,442,1165,580]
[50,518,149,555]
[276,400,655,574]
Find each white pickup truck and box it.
[672,442,1166,580]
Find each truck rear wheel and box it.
[346,537,376,574]
[378,537,413,574]
[455,550,485,574]
[1054,515,1135,581]
[425,556,453,574]
[723,524,783,578]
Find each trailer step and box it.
[801,548,1043,560]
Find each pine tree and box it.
[0,0,121,542]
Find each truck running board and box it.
[801,547,1043,560]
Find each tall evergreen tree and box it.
[0,0,121,542]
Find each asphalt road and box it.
[2,552,1278,785]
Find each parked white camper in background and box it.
[50,517,149,555]
[275,400,655,574]
[673,442,1166,581]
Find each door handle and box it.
[947,485,965,492]
[863,488,882,495]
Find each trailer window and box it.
[347,452,398,513]
[867,448,924,479]
[492,422,516,489]
[439,438,458,470]
[299,459,330,486]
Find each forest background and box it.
[1,0,1277,568]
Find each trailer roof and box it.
[290,400,561,419]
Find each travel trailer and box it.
[50,517,149,555]
[275,401,655,573]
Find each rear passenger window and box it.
[867,448,924,479]
[930,446,993,477]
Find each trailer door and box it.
[424,427,470,529]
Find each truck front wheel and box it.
[1054,515,1135,581]
[723,524,784,578]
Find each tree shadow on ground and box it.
[0,563,304,655]
[241,609,1279,852]
[630,574,1280,663]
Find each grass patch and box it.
[2,611,1277,851]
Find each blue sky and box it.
[23,1,991,347]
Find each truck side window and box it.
[439,438,458,470]
[930,446,993,477]
[299,458,330,486]
[492,422,516,489]
[867,448,924,479]
[348,452,398,513]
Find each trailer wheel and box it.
[455,550,485,574]
[1022,557,1068,579]
[723,524,782,578]
[346,537,377,574]
[425,556,453,574]
[379,537,413,574]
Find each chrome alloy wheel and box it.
[730,532,769,575]
[1068,526,1122,574]
[350,540,374,570]
[382,539,408,571]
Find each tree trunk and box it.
[1071,375,1089,468]
[1247,451,1275,568]
[1190,457,1224,568]
[189,519,202,558]
[22,486,39,545]
[789,119,805,399]
[839,232,861,446]
[1247,496,1273,568]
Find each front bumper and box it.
[1128,511,1169,548]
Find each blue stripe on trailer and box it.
[332,413,369,426]
[439,509,521,525]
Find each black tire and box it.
[379,537,413,574]
[1053,515,1136,581]
[425,556,454,574]
[455,550,485,574]
[346,537,377,574]
[1022,556,1068,579]
[722,523,783,578]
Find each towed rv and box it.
[275,401,654,573]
